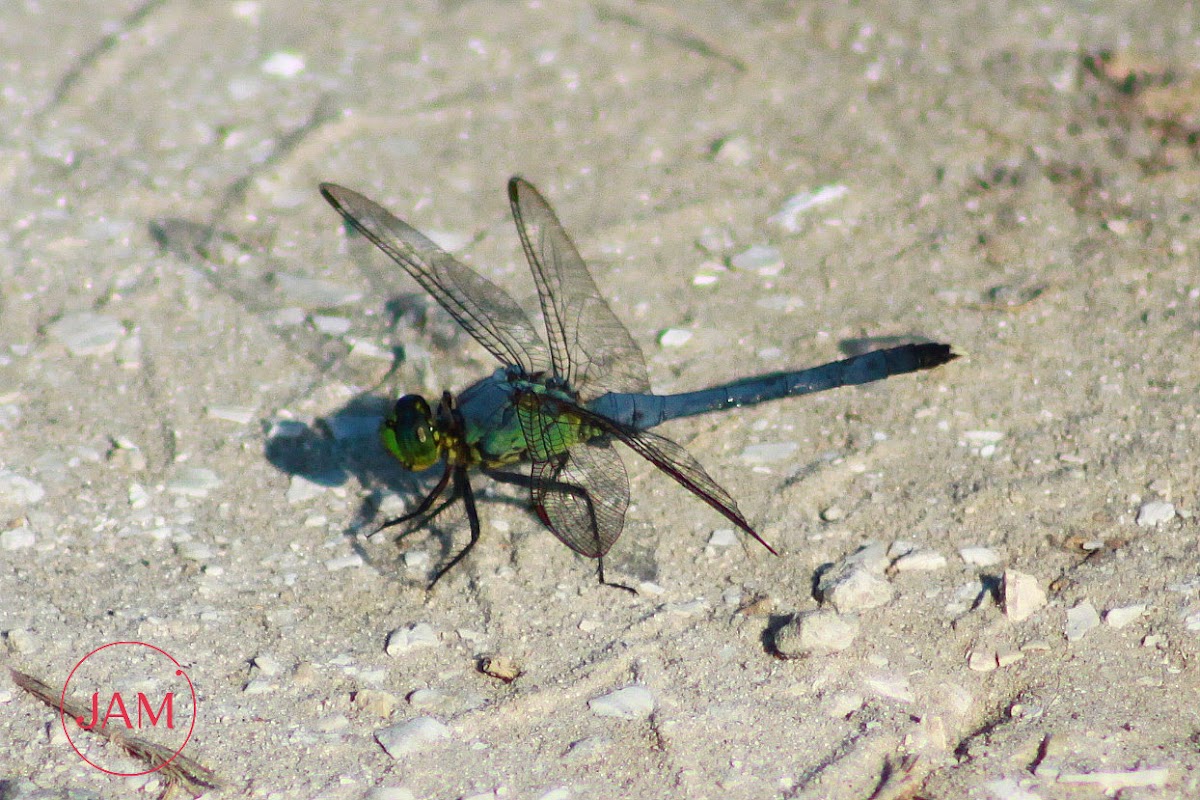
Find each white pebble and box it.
[312,315,352,336]
[206,405,257,425]
[1003,570,1046,622]
[984,777,1043,800]
[729,244,784,276]
[0,471,45,508]
[1104,604,1147,629]
[535,789,572,800]
[707,528,737,547]
[386,623,439,656]
[286,474,327,503]
[1065,601,1101,642]
[657,328,693,348]
[375,717,450,758]
[823,692,864,718]
[1136,501,1175,527]
[364,788,416,800]
[820,567,893,612]
[324,554,364,571]
[0,526,36,550]
[175,541,214,561]
[768,185,849,233]
[252,654,283,676]
[261,51,306,77]
[739,441,798,463]
[167,467,222,498]
[588,685,655,720]
[959,546,1002,567]
[967,648,997,672]
[1057,767,1169,791]
[863,673,914,703]
[46,311,124,356]
[773,609,859,657]
[892,550,947,572]
[274,273,362,307]
[713,135,752,166]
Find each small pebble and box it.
[4,629,38,654]
[729,244,784,276]
[310,714,349,732]
[820,567,893,612]
[274,273,362,307]
[312,314,352,336]
[0,526,35,550]
[175,541,214,561]
[261,51,306,77]
[355,689,399,717]
[287,475,327,503]
[892,549,947,572]
[1003,570,1046,622]
[1065,601,1101,642]
[820,505,845,522]
[535,789,572,800]
[1057,767,1169,791]
[167,467,222,498]
[657,328,693,348]
[823,692,865,718]
[206,405,257,425]
[386,623,439,656]
[768,185,849,233]
[324,554,364,571]
[773,609,859,657]
[364,788,416,800]
[712,135,752,166]
[588,685,655,720]
[1104,604,1147,629]
[479,655,522,683]
[46,311,124,356]
[375,717,450,758]
[995,644,1024,667]
[1136,501,1175,527]
[0,471,45,508]
[739,441,798,463]
[959,546,1002,567]
[252,654,283,677]
[967,648,997,672]
[983,778,1043,800]
[863,673,914,703]
[707,528,737,548]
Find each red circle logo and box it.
[61,641,197,776]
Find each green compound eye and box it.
[381,395,440,471]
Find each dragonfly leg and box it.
[376,462,453,533]
[596,557,637,594]
[426,466,481,590]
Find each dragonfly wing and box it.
[507,177,651,399]
[528,439,630,558]
[577,405,778,555]
[321,183,551,375]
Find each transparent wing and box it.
[529,439,630,558]
[508,177,651,399]
[321,183,550,375]
[577,405,778,555]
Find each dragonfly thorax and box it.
[381,394,442,471]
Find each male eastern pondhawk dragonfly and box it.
[320,177,956,588]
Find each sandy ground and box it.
[2,1,1199,798]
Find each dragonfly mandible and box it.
[319,178,956,588]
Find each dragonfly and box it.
[319,177,956,588]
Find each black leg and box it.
[426,467,481,590]
[596,556,637,594]
[377,463,452,533]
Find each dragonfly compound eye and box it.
[381,395,440,471]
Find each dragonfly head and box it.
[381,395,441,471]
